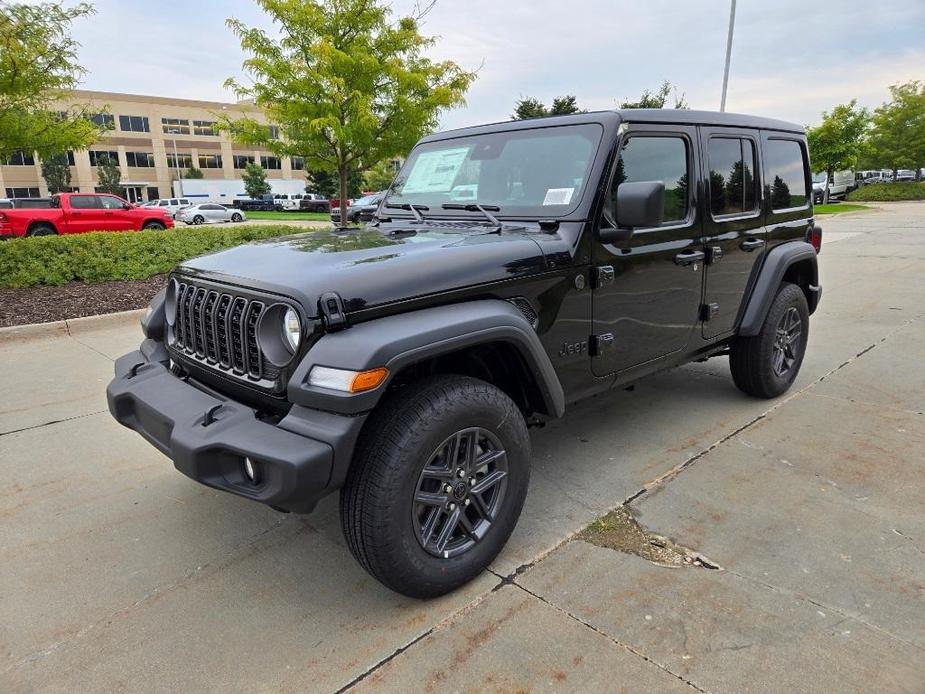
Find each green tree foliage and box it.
[95,154,122,195]
[221,0,475,224]
[40,152,72,193]
[0,2,105,159]
[184,166,204,179]
[864,81,925,178]
[511,94,582,120]
[619,81,688,109]
[363,158,399,191]
[308,167,362,198]
[806,100,869,202]
[242,161,271,198]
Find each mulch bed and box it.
[0,275,167,328]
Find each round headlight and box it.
[282,307,301,352]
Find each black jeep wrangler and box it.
[108,110,821,598]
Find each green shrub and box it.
[846,182,925,202]
[0,225,308,288]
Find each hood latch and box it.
[319,291,349,332]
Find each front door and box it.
[699,127,766,338]
[591,125,704,377]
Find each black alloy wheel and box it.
[771,307,802,377]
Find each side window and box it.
[765,139,808,211]
[99,196,123,209]
[179,199,190,205]
[69,195,96,209]
[612,136,689,224]
[708,137,757,216]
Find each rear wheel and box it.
[26,223,57,237]
[341,375,531,598]
[730,282,809,398]
[142,220,165,231]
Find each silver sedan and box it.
[177,203,246,225]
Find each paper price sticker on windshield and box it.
[543,187,574,205]
[402,147,470,193]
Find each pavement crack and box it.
[0,409,108,437]
[507,578,711,693]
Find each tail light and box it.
[806,224,822,254]
[0,212,7,226]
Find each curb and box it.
[0,308,145,345]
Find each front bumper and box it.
[107,349,365,513]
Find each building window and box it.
[233,155,255,169]
[119,115,150,133]
[126,151,155,168]
[193,120,217,136]
[146,186,160,201]
[198,154,223,169]
[4,150,36,166]
[5,187,41,198]
[89,113,114,128]
[261,155,281,170]
[66,151,76,166]
[165,152,193,169]
[268,125,280,140]
[765,138,809,211]
[161,117,190,135]
[291,156,305,170]
[89,150,119,166]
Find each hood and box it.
[177,225,549,316]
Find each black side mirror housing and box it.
[616,181,665,229]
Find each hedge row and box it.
[846,182,925,202]
[0,225,305,288]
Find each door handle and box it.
[674,249,705,266]
[103,212,113,216]
[741,238,766,251]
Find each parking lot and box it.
[2,203,923,693]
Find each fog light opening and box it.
[243,457,260,485]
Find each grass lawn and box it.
[245,210,331,221]
[814,203,870,215]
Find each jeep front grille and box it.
[173,282,276,382]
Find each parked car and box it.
[145,198,193,217]
[109,109,822,598]
[176,203,245,225]
[894,169,916,182]
[0,192,173,238]
[330,192,384,224]
[299,193,331,212]
[235,195,282,212]
[811,170,853,203]
[867,171,893,184]
[274,193,304,211]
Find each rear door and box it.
[65,194,104,233]
[591,125,704,376]
[699,128,765,338]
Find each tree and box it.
[619,81,688,109]
[307,167,362,198]
[222,0,475,225]
[511,94,582,120]
[40,152,72,193]
[864,81,925,179]
[184,166,204,179]
[95,154,122,195]
[0,2,106,159]
[806,100,869,203]
[242,161,271,198]
[363,158,399,191]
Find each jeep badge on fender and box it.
[108,109,820,598]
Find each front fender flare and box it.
[288,300,565,417]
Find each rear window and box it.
[765,139,808,211]
[69,195,100,209]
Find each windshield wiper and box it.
[441,203,503,231]
[385,203,429,223]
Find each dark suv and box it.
[108,110,821,598]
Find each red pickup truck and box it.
[0,192,174,239]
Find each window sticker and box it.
[402,147,471,193]
[543,187,574,205]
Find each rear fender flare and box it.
[739,241,819,336]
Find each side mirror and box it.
[123,203,133,210]
[615,181,665,229]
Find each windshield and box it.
[386,123,603,217]
[812,172,827,184]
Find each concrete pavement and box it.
[2,203,923,693]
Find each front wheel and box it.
[341,375,531,598]
[192,215,204,225]
[230,212,242,222]
[142,221,165,231]
[730,282,809,398]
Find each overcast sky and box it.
[59,0,925,131]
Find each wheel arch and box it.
[739,241,820,337]
[26,220,58,235]
[287,300,565,419]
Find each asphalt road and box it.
[2,204,923,693]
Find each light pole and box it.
[167,128,183,196]
[720,0,737,112]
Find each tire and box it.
[341,375,531,598]
[730,282,809,398]
[231,213,242,222]
[192,215,204,225]
[27,223,57,237]
[142,221,165,231]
